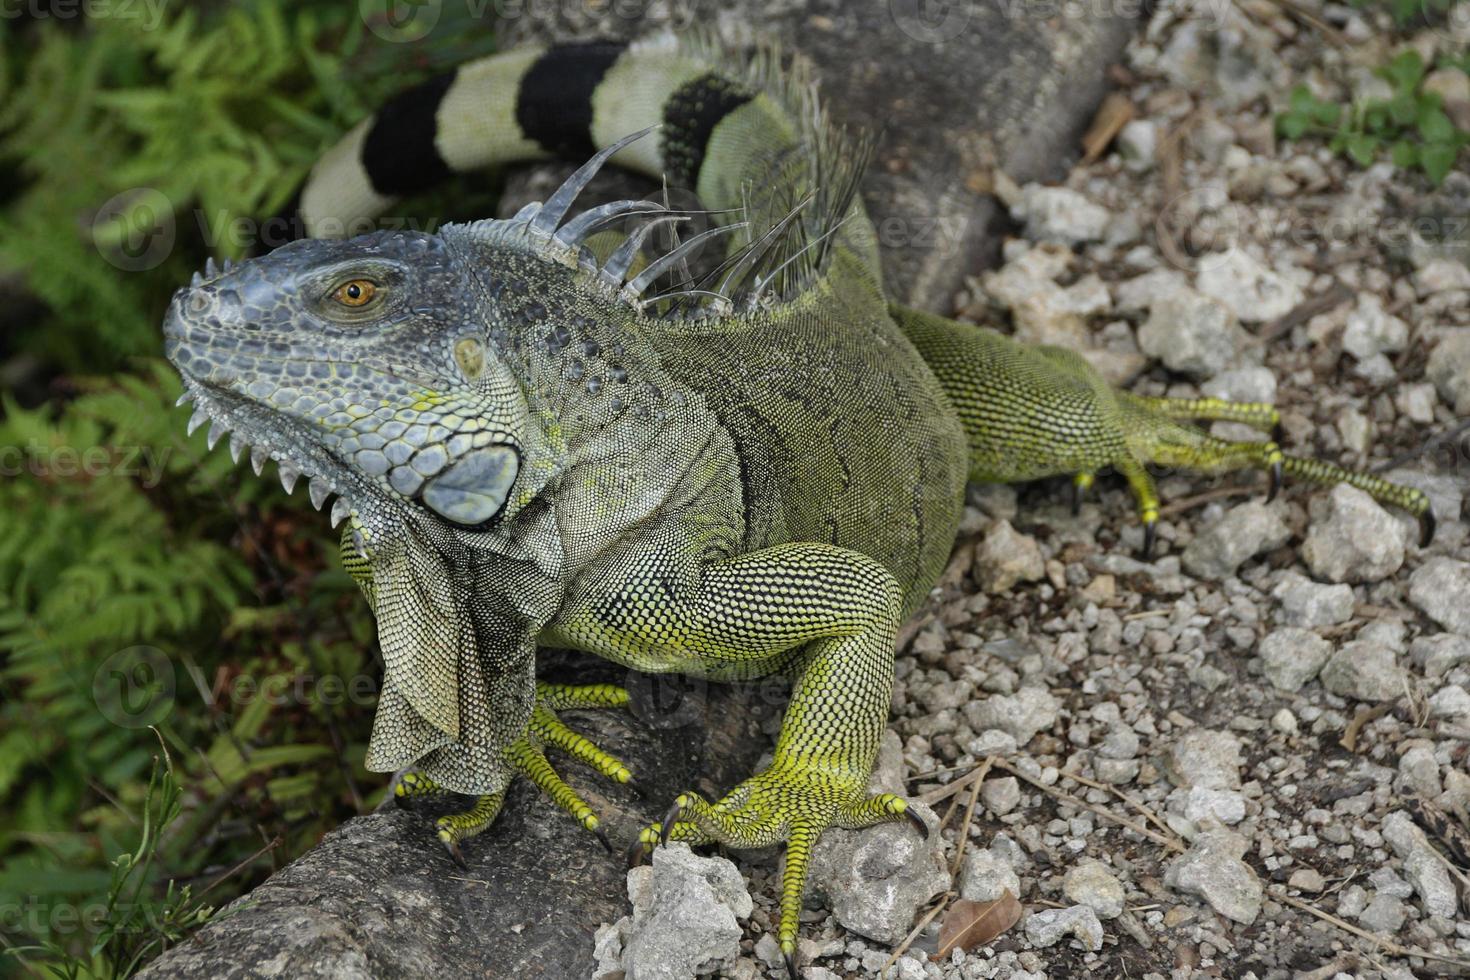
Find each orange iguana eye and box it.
[332,279,378,307]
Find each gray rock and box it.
[1023,905,1104,951]
[1113,268,1188,312]
[1011,185,1112,245]
[1138,290,1248,378]
[806,801,948,944]
[1272,571,1355,627]
[960,848,1022,903]
[982,775,1021,815]
[134,679,770,980]
[1302,485,1407,584]
[1117,118,1158,171]
[1414,633,1470,677]
[1195,247,1304,323]
[1429,684,1470,721]
[1320,638,1408,702]
[1062,858,1125,919]
[1181,501,1290,580]
[1358,893,1407,934]
[1167,785,1248,827]
[1342,295,1409,361]
[1258,627,1334,692]
[1096,726,1140,760]
[1367,867,1413,899]
[1381,811,1460,919]
[976,519,1046,593]
[1398,745,1443,798]
[1385,469,1464,532]
[1201,365,1278,404]
[1288,868,1326,893]
[963,687,1061,747]
[1164,729,1243,791]
[1427,327,1470,415]
[1164,829,1263,925]
[618,844,750,980]
[1409,558,1470,636]
[1094,758,1141,784]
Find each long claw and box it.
[904,805,930,840]
[443,838,468,870]
[659,798,683,847]
[1272,419,1285,443]
[594,824,614,855]
[1071,480,1082,517]
[1141,519,1157,561]
[1420,509,1436,548]
[626,836,652,868]
[785,949,799,980]
[1267,459,1282,503]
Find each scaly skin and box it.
[164,33,1433,976]
[896,305,1433,554]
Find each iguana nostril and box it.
[187,291,210,314]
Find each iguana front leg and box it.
[545,542,927,978]
[393,681,635,864]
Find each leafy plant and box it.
[0,3,502,974]
[1277,51,1469,184]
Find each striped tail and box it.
[1284,455,1432,519]
[271,33,875,292]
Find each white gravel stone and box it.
[1181,500,1290,580]
[1195,247,1305,323]
[1168,785,1248,826]
[1342,294,1409,361]
[1138,289,1248,378]
[1429,684,1470,720]
[1320,637,1408,702]
[963,688,1060,747]
[616,844,751,980]
[1165,829,1263,925]
[1272,571,1355,627]
[1409,558,1470,635]
[1258,626,1334,692]
[1382,811,1460,918]
[960,848,1022,903]
[1427,328,1470,414]
[1302,484,1407,584]
[1023,905,1104,950]
[1062,858,1125,919]
[1413,633,1470,677]
[1164,729,1243,790]
[1011,184,1113,245]
[981,775,1021,815]
[975,520,1046,593]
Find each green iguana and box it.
[162,32,1432,976]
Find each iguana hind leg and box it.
[893,304,1434,553]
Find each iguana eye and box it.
[331,279,379,308]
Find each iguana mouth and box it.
[176,376,369,533]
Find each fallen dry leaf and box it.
[1079,91,1134,165]
[930,891,1023,960]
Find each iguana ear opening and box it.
[421,445,519,526]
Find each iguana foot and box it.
[395,683,635,862]
[631,764,926,978]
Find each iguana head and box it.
[164,228,535,534]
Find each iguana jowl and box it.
[163,33,1432,975]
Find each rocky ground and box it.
[589,2,1470,979]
